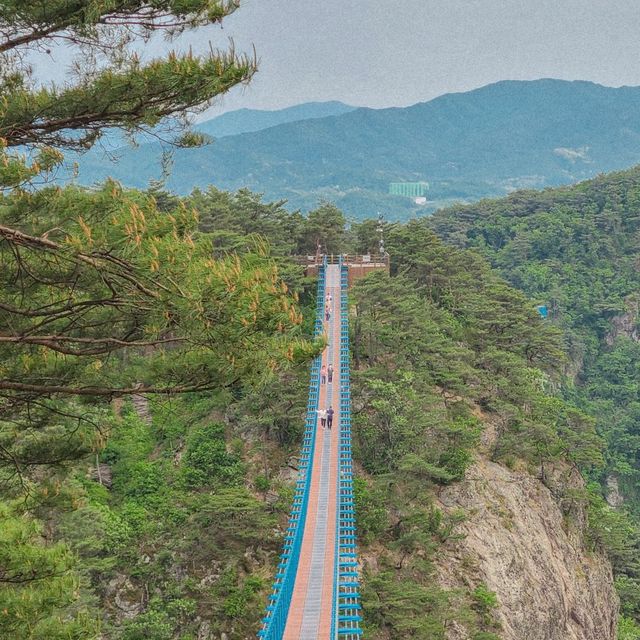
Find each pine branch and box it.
[0,378,234,397]
[0,1,240,53]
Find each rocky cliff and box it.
[434,444,618,640]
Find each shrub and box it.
[254,474,270,492]
[120,610,173,640]
[182,424,243,487]
[354,477,388,543]
[118,461,165,498]
[472,584,499,624]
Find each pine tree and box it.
[0,1,317,474]
[0,1,254,150]
[0,6,316,633]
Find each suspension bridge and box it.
[259,255,388,639]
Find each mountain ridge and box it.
[72,79,640,218]
[194,100,356,138]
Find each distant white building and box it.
[389,181,429,202]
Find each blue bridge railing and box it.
[257,259,327,639]
[333,258,363,638]
[258,255,362,639]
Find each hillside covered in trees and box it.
[71,79,640,218]
[431,166,640,636]
[1,182,632,639]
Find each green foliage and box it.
[430,167,640,626]
[0,3,319,638]
[619,616,640,640]
[182,424,243,487]
[472,584,499,619]
[58,503,133,562]
[617,576,640,620]
[0,502,100,639]
[585,486,637,567]
[120,610,173,640]
[0,1,254,151]
[222,575,264,619]
[353,477,388,543]
[50,388,284,638]
[363,572,451,638]
[254,474,271,492]
[189,187,304,257]
[430,167,640,485]
[351,225,594,478]
[349,222,605,636]
[297,202,346,254]
[0,0,316,503]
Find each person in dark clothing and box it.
[327,364,334,383]
[327,406,334,430]
[325,307,331,322]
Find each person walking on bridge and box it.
[320,364,327,385]
[328,364,334,383]
[317,407,327,428]
[327,406,334,430]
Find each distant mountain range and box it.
[69,80,640,219]
[194,101,356,138]
[66,100,355,186]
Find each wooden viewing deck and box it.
[298,254,389,287]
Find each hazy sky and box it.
[34,0,640,118]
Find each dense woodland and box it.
[2,181,636,639]
[431,168,640,637]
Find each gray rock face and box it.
[90,462,113,488]
[196,620,211,640]
[110,576,143,619]
[605,297,640,346]
[435,457,618,640]
[131,392,152,424]
[606,474,624,508]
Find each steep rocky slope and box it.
[350,223,619,638]
[430,167,640,630]
[435,449,617,639]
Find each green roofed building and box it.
[389,181,429,197]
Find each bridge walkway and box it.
[283,263,341,637]
[259,259,361,639]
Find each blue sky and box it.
[33,0,640,119]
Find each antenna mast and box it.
[376,212,386,256]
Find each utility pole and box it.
[376,212,387,257]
